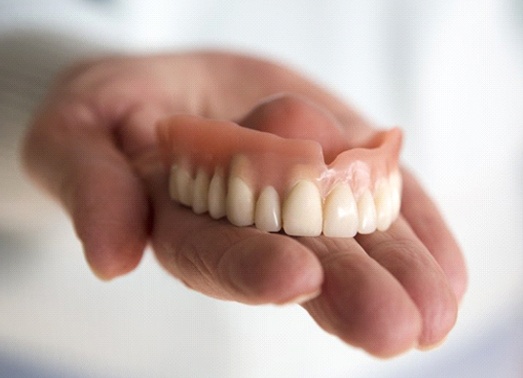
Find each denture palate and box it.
[157,114,403,237]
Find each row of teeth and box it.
[169,165,402,237]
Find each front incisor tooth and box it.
[255,186,282,232]
[389,170,402,220]
[323,183,358,237]
[208,169,226,219]
[374,179,393,231]
[176,167,194,207]
[282,180,323,237]
[357,189,377,234]
[226,177,255,226]
[192,168,210,214]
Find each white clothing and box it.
[1,1,522,377]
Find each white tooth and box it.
[389,170,402,220]
[176,167,194,206]
[192,168,210,214]
[208,168,226,219]
[168,165,179,201]
[323,183,358,238]
[255,186,282,232]
[226,177,255,226]
[357,189,377,234]
[374,179,393,231]
[282,180,323,237]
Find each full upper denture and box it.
[156,98,403,237]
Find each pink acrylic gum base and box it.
[157,114,402,201]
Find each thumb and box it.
[22,102,149,279]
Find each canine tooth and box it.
[357,189,377,234]
[192,168,210,214]
[168,165,179,201]
[282,180,323,237]
[323,183,358,237]
[227,177,255,226]
[255,186,282,232]
[389,170,402,220]
[374,180,393,231]
[208,169,226,219]
[176,167,194,206]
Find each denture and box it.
[157,105,402,237]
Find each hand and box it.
[23,52,467,357]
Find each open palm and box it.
[23,52,467,357]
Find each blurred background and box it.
[1,0,522,377]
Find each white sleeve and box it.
[0,30,114,126]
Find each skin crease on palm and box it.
[22,52,467,358]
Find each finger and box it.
[400,168,468,302]
[143,164,324,305]
[356,217,458,349]
[22,103,149,279]
[299,237,422,358]
[200,52,373,134]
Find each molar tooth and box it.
[226,177,255,226]
[389,170,403,220]
[208,168,226,219]
[168,165,179,201]
[357,189,377,234]
[323,183,358,238]
[176,167,194,206]
[282,180,323,237]
[255,186,282,232]
[374,179,393,231]
[192,168,210,214]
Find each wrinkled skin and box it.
[23,52,467,357]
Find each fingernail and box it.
[416,336,448,351]
[278,289,322,306]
